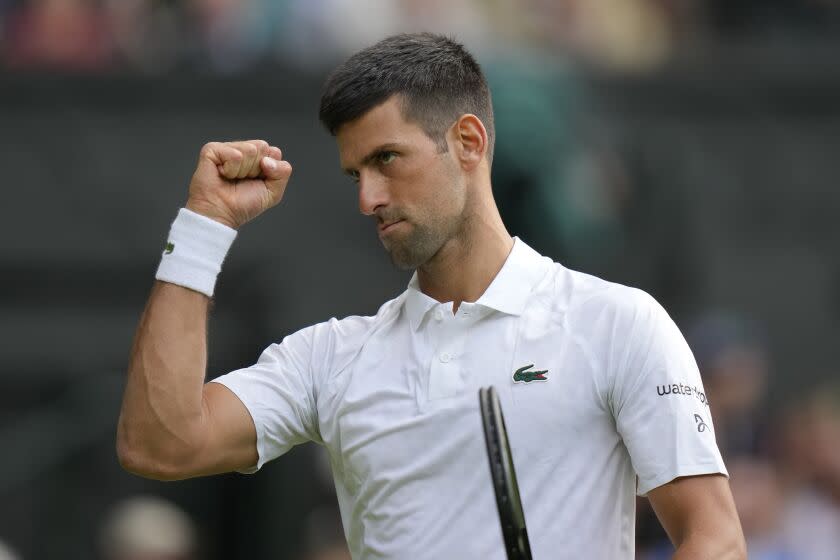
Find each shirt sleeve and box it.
[210,325,321,474]
[609,290,727,496]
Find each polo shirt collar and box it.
[403,237,549,330]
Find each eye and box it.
[378,151,397,165]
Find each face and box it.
[336,96,467,269]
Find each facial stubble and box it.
[383,185,466,271]
[384,218,448,270]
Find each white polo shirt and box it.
[212,238,726,559]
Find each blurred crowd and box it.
[0,493,351,560]
[1,0,839,75]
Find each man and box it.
[117,33,746,558]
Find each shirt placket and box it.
[427,304,475,400]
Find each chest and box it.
[317,306,614,493]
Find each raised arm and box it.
[116,140,292,480]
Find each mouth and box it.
[378,220,404,235]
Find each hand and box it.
[185,140,293,229]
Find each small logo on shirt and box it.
[656,383,710,407]
[513,364,548,383]
[694,414,709,433]
[164,242,175,255]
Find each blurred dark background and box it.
[1,1,839,559]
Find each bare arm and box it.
[116,140,292,480]
[647,474,747,560]
[117,281,259,479]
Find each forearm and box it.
[117,281,211,477]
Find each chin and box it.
[384,242,425,270]
[387,249,423,271]
[387,243,443,271]
[383,224,449,270]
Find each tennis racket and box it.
[479,386,533,560]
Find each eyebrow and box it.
[342,143,401,175]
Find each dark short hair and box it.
[319,32,495,163]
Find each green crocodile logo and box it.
[513,364,548,383]
[164,242,175,255]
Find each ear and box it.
[450,114,488,171]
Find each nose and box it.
[357,172,389,216]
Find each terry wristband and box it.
[155,208,237,297]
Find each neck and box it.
[415,190,513,313]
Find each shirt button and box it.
[440,352,451,363]
[434,310,444,321]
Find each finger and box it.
[225,140,269,179]
[260,156,293,202]
[199,142,244,180]
[225,141,256,179]
[200,141,241,167]
[267,146,283,161]
[245,140,270,178]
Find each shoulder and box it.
[302,291,407,375]
[530,263,680,383]
[257,292,406,366]
[534,262,663,330]
[311,291,405,341]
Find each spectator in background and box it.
[2,0,114,71]
[728,456,798,560]
[181,0,278,73]
[102,0,180,73]
[518,0,675,71]
[281,0,492,69]
[686,311,770,459]
[776,384,840,560]
[100,495,197,560]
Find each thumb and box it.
[261,156,293,200]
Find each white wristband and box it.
[155,208,238,297]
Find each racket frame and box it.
[479,386,533,560]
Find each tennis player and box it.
[117,33,746,559]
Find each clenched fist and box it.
[185,140,293,229]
